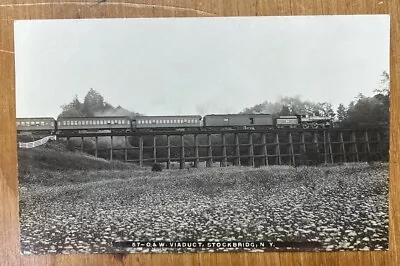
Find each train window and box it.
[114,120,117,124]
[41,122,45,126]
[249,118,254,124]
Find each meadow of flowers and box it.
[19,157,388,254]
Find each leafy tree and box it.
[336,104,347,122]
[59,88,140,118]
[343,71,389,128]
[81,88,113,116]
[59,95,84,118]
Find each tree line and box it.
[60,71,389,129]
[242,71,389,128]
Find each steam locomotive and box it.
[16,113,333,134]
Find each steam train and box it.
[16,113,333,134]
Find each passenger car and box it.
[203,114,274,129]
[134,115,202,130]
[57,116,131,132]
[16,117,56,133]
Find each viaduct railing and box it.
[55,128,389,169]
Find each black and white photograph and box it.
[15,15,390,255]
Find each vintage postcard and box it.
[14,15,390,255]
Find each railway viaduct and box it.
[21,127,386,169]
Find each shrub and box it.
[151,163,163,172]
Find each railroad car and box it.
[134,115,202,130]
[57,116,132,133]
[16,117,56,134]
[275,116,300,128]
[299,115,332,129]
[203,114,274,129]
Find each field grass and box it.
[18,144,389,254]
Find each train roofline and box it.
[17,117,56,120]
[133,115,202,118]
[58,116,131,119]
[204,113,273,116]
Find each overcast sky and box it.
[14,15,389,118]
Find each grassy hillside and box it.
[18,141,136,185]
